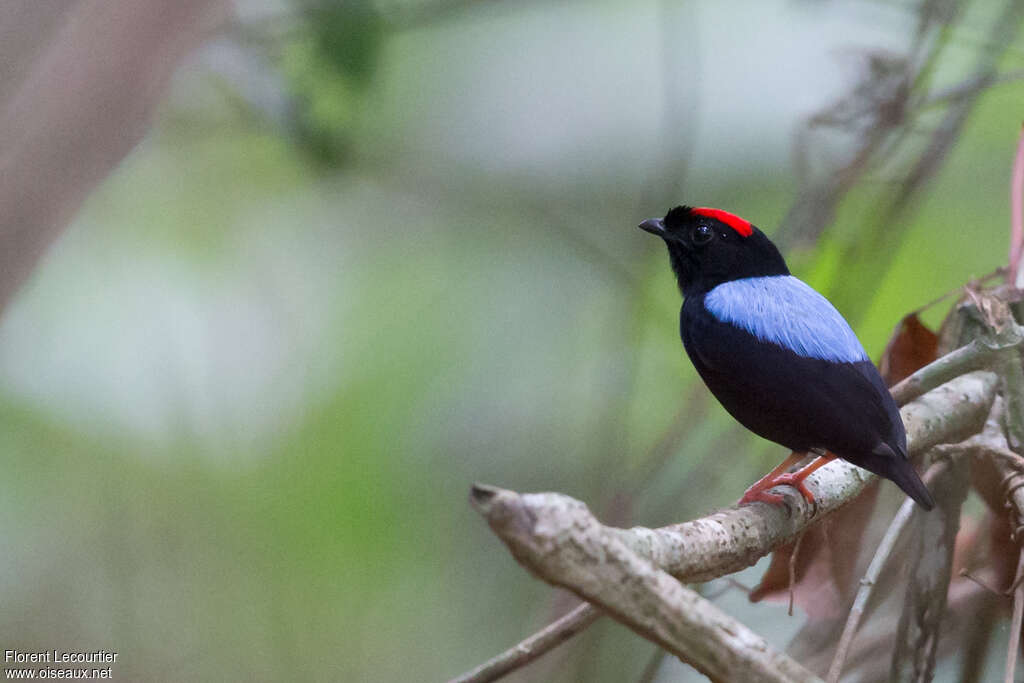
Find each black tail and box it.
[864,443,934,510]
[885,459,935,510]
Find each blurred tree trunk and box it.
[0,0,229,312]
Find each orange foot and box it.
[738,452,836,508]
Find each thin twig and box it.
[447,603,601,683]
[457,370,997,683]
[891,453,969,680]
[988,448,1024,471]
[923,69,1024,109]
[826,461,945,683]
[959,569,1007,596]
[702,577,753,600]
[905,267,1005,319]
[1007,550,1024,683]
[889,311,1024,406]
[947,396,1024,683]
[959,590,1003,683]
[998,305,1024,683]
[635,647,667,683]
[1000,347,1024,453]
[889,339,993,405]
[1011,122,1024,286]
[789,531,805,617]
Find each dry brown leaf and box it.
[878,313,939,386]
[968,443,1024,593]
[970,448,1008,516]
[749,482,881,619]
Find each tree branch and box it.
[965,410,1024,683]
[469,486,823,683]
[890,447,969,681]
[467,370,996,679]
[827,461,943,683]
[1007,551,1024,683]
[448,603,600,683]
[889,313,1024,406]
[975,387,1024,683]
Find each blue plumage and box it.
[703,275,868,363]
[639,205,934,509]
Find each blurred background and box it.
[0,0,1022,681]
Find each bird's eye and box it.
[691,224,714,245]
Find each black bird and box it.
[639,205,934,510]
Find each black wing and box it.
[680,299,905,459]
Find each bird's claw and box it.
[738,487,786,507]
[738,473,818,516]
[768,472,817,505]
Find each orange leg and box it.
[738,451,837,507]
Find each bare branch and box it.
[826,462,944,683]
[890,338,997,405]
[464,371,995,681]
[889,312,1024,406]
[827,388,1016,681]
[1008,552,1024,683]
[1010,122,1024,286]
[999,346,1024,452]
[961,396,1024,682]
[990,357,1024,683]
[890,450,970,681]
[447,603,600,683]
[923,69,1024,109]
[469,487,823,683]
[635,647,667,683]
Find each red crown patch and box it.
[691,207,752,237]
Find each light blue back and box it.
[703,275,868,363]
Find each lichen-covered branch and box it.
[477,370,994,584]
[468,371,995,679]
[470,485,823,683]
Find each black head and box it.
[638,205,789,297]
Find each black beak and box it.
[638,218,665,235]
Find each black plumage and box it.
[640,205,934,510]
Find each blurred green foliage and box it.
[1,2,1023,682]
[283,0,384,165]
